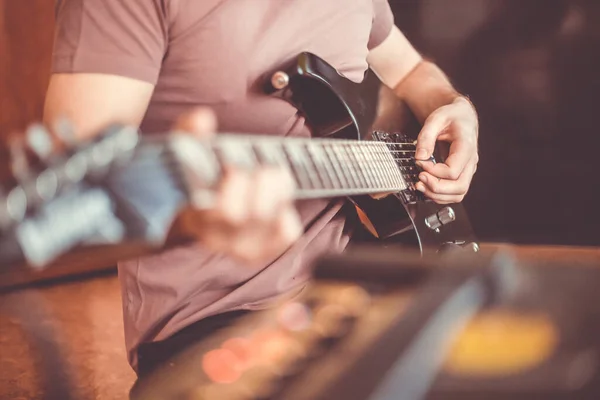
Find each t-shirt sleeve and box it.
[52,0,168,85]
[368,0,395,50]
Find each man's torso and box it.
[52,0,392,368]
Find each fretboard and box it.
[164,134,420,199]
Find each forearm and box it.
[392,60,468,124]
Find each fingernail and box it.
[415,149,429,160]
[416,182,426,192]
[419,174,428,183]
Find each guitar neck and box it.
[164,134,420,200]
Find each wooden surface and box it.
[0,270,136,400]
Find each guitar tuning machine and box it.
[8,137,33,183]
[0,184,28,229]
[52,118,79,149]
[81,125,140,179]
[25,124,57,163]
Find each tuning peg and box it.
[52,117,79,149]
[25,124,56,163]
[8,137,32,183]
[4,185,27,223]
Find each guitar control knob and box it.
[425,206,456,232]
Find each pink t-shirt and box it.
[52,0,395,368]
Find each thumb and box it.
[173,107,218,138]
[415,114,447,161]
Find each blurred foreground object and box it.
[130,245,600,400]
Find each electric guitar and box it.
[0,52,478,288]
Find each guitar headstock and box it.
[0,123,187,269]
[0,124,140,232]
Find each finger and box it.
[211,167,252,226]
[415,112,448,161]
[416,161,477,202]
[173,107,218,138]
[417,139,473,180]
[248,168,296,221]
[273,205,304,247]
[228,206,302,265]
[414,185,464,204]
[417,161,476,196]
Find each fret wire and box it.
[366,145,380,188]
[145,135,424,194]
[299,143,323,189]
[364,145,380,189]
[348,144,368,188]
[140,152,416,172]
[377,145,398,187]
[378,143,396,189]
[363,143,378,188]
[384,143,406,189]
[333,143,355,189]
[356,144,374,188]
[398,157,411,189]
[347,144,363,188]
[321,145,341,190]
[307,142,337,190]
[335,145,359,189]
[336,144,354,188]
[383,144,401,189]
[370,143,389,189]
[216,139,259,170]
[325,144,351,189]
[353,144,371,188]
[148,150,418,165]
[393,145,408,189]
[283,143,312,190]
[127,145,422,195]
[253,140,288,170]
[347,144,364,188]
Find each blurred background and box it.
[1,0,600,398]
[394,0,600,247]
[2,0,599,247]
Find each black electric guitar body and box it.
[266,52,478,253]
[0,52,478,288]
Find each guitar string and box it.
[11,143,422,192]
[1,141,423,214]
[119,144,421,181]
[113,149,420,193]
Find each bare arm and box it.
[367,26,465,123]
[367,26,479,204]
[43,73,155,141]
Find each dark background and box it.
[1,0,599,247]
[391,0,600,246]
